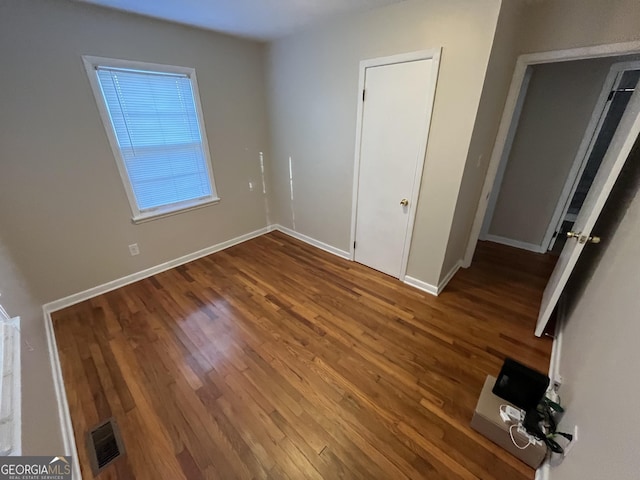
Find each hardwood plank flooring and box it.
[52,233,557,479]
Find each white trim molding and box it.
[43,309,82,479]
[548,296,566,394]
[271,224,459,296]
[542,59,640,251]
[82,55,219,224]
[271,225,351,260]
[41,224,343,475]
[403,276,438,296]
[0,315,21,456]
[349,48,442,280]
[404,260,462,297]
[42,221,460,480]
[438,261,462,293]
[535,297,566,480]
[464,40,640,267]
[482,234,547,254]
[535,463,550,480]
[42,225,273,480]
[43,227,270,313]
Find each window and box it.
[0,305,20,455]
[83,56,219,223]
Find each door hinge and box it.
[362,89,366,101]
[354,241,356,249]
[607,90,615,101]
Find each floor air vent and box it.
[87,418,125,474]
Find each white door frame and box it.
[543,60,640,251]
[464,40,640,267]
[349,49,441,280]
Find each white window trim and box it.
[0,305,21,456]
[82,55,220,223]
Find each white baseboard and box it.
[41,225,275,480]
[271,224,351,260]
[535,296,566,480]
[271,224,460,299]
[438,260,462,293]
[272,225,451,298]
[404,261,462,297]
[39,220,555,480]
[43,226,270,314]
[43,308,82,479]
[483,234,547,254]
[536,463,550,480]
[403,276,438,296]
[548,297,566,384]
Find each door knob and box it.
[567,231,601,244]
[400,198,409,206]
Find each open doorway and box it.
[463,42,640,339]
[480,56,640,255]
[549,66,640,253]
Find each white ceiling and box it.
[77,0,407,41]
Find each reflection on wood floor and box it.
[53,233,556,479]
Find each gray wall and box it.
[0,0,271,304]
[0,0,270,456]
[4,0,640,469]
[267,0,501,287]
[442,0,525,276]
[491,1,640,478]
[444,0,640,273]
[488,58,614,247]
[520,0,640,55]
[550,141,640,480]
[0,235,63,454]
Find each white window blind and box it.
[86,58,218,220]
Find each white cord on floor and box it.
[509,424,532,450]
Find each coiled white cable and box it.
[509,424,532,450]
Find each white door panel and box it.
[535,85,640,336]
[355,59,434,277]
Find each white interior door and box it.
[354,58,436,278]
[535,85,640,336]
[546,65,640,251]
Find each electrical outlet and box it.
[552,375,564,392]
[128,243,140,256]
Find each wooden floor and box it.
[53,233,557,480]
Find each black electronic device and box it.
[492,358,550,411]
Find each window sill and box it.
[132,197,220,224]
